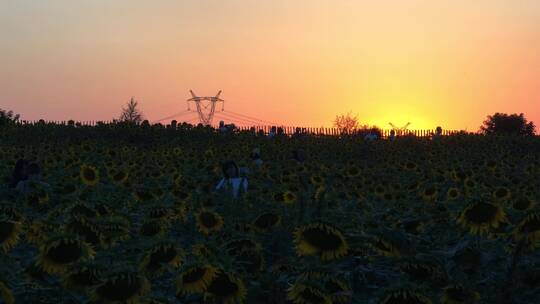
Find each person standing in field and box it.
[15,163,51,195]
[250,148,263,167]
[215,160,248,198]
[9,159,29,188]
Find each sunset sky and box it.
[1,0,539,130]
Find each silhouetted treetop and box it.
[480,112,535,136]
[0,108,20,126]
[119,97,144,124]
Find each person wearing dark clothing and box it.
[215,161,248,198]
[9,159,29,188]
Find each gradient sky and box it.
[1,0,539,130]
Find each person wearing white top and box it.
[215,161,248,198]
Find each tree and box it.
[480,113,536,136]
[119,97,144,124]
[333,112,359,134]
[0,108,20,126]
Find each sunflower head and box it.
[284,191,298,204]
[512,197,536,211]
[204,270,247,304]
[457,201,507,236]
[140,219,167,237]
[380,288,432,304]
[492,187,511,202]
[62,262,104,292]
[37,234,96,274]
[141,242,184,275]
[0,216,22,252]
[513,212,540,248]
[421,186,438,202]
[111,170,129,184]
[92,271,150,304]
[80,165,100,186]
[252,212,281,232]
[400,261,440,282]
[441,284,480,304]
[297,272,351,303]
[446,188,460,201]
[196,210,224,235]
[66,217,104,247]
[293,223,349,261]
[176,264,218,295]
[287,281,332,304]
[0,281,14,304]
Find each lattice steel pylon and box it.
[187,90,225,125]
[389,122,411,131]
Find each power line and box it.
[222,110,282,126]
[153,110,194,123]
[214,112,268,126]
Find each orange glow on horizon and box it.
[1,1,539,131]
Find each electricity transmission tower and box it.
[187,90,224,125]
[389,122,411,132]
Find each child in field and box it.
[215,161,248,198]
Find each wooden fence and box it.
[18,120,462,138]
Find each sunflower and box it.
[492,187,511,202]
[111,170,129,184]
[176,265,218,295]
[80,165,100,186]
[192,244,213,258]
[140,219,166,237]
[310,175,325,186]
[0,217,22,252]
[457,201,507,235]
[404,161,418,171]
[421,186,438,202]
[62,263,103,292]
[298,272,351,303]
[273,191,286,203]
[522,267,540,288]
[400,261,439,281]
[252,213,281,232]
[287,282,331,304]
[513,212,540,247]
[293,223,349,261]
[374,185,386,198]
[512,197,536,211]
[369,236,402,257]
[313,186,326,203]
[446,188,460,201]
[283,191,297,204]
[452,245,482,270]
[205,270,247,304]
[440,284,480,304]
[37,235,96,274]
[345,165,361,178]
[25,221,56,245]
[66,217,104,247]
[69,202,99,219]
[396,219,425,235]
[196,210,224,235]
[141,242,184,275]
[93,271,150,304]
[134,189,155,202]
[96,216,132,247]
[0,281,14,304]
[380,288,432,304]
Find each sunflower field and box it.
[1,123,540,303]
